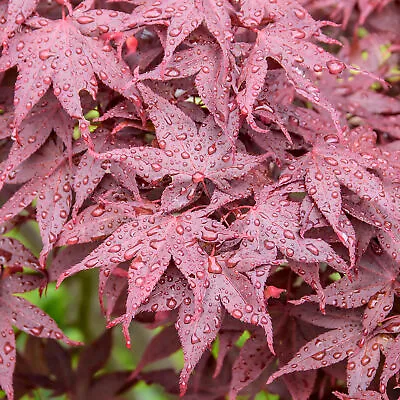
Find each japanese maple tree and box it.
[0,0,399,399]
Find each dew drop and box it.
[306,243,319,256]
[3,342,14,355]
[326,60,345,75]
[293,8,306,19]
[311,349,326,361]
[108,244,121,253]
[264,240,275,250]
[16,41,25,51]
[232,309,243,319]
[30,325,44,336]
[192,171,204,183]
[207,256,222,274]
[191,333,201,344]
[77,16,95,24]
[91,206,105,217]
[283,229,295,240]
[151,163,162,172]
[164,67,180,77]
[348,362,360,373]
[176,224,184,235]
[39,49,55,61]
[144,8,162,18]
[15,13,25,24]
[169,26,182,37]
[361,355,371,366]
[166,297,177,309]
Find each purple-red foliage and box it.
[0,0,400,399]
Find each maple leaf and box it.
[0,142,73,266]
[278,138,400,266]
[140,42,233,131]
[228,329,275,399]
[57,210,236,344]
[128,0,234,68]
[237,5,346,133]
[0,92,74,190]
[129,324,181,379]
[0,237,39,270]
[239,0,330,31]
[0,0,39,43]
[0,268,79,399]
[0,2,133,131]
[317,74,400,139]
[176,254,274,393]
[57,201,152,247]
[14,330,136,400]
[212,320,244,379]
[334,390,384,400]
[100,83,263,212]
[238,70,296,142]
[36,161,73,265]
[343,192,400,262]
[0,0,399,397]
[269,304,397,397]
[71,127,144,214]
[379,335,400,398]
[305,0,394,28]
[300,248,400,335]
[267,320,358,389]
[232,188,349,273]
[134,266,190,316]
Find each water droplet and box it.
[279,174,292,184]
[3,342,14,355]
[313,64,323,72]
[169,26,182,37]
[39,49,54,61]
[283,230,295,240]
[192,171,204,183]
[151,163,162,172]
[191,333,201,344]
[361,355,371,366]
[144,8,162,18]
[166,298,177,309]
[135,277,145,286]
[91,206,105,217]
[293,8,306,19]
[172,224,183,236]
[306,243,319,256]
[311,349,326,361]
[324,157,338,166]
[208,144,216,155]
[291,29,306,39]
[77,16,95,24]
[30,325,44,336]
[348,361,356,370]
[85,258,98,268]
[99,71,108,81]
[15,13,25,24]
[264,240,275,250]
[66,236,79,245]
[326,60,345,75]
[164,67,180,77]
[108,244,121,253]
[324,134,339,144]
[208,256,222,274]
[201,231,218,242]
[232,309,243,319]
[16,41,25,51]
